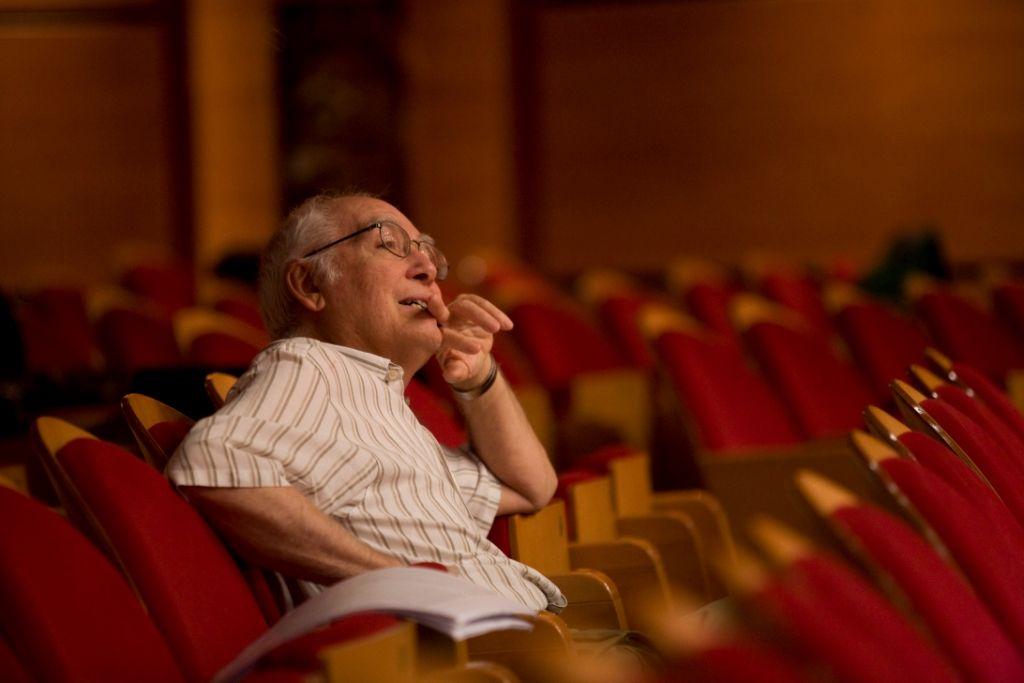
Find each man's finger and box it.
[463,295,513,330]
[448,296,502,333]
[441,328,482,354]
[426,293,450,324]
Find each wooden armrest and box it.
[549,567,627,631]
[419,660,521,682]
[616,511,715,601]
[318,619,417,682]
[466,612,575,681]
[569,538,672,632]
[651,489,736,559]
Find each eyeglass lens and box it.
[379,223,448,280]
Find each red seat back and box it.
[896,431,1024,551]
[674,638,806,683]
[510,301,624,393]
[96,308,181,375]
[835,301,929,398]
[214,297,267,332]
[934,384,1024,459]
[830,503,1024,681]
[149,419,195,457]
[917,291,1024,382]
[753,559,948,683]
[596,294,656,370]
[920,397,1024,526]
[952,361,1024,443]
[122,262,195,315]
[994,281,1024,344]
[17,287,99,375]
[56,438,268,682]
[760,272,834,339]
[188,332,261,368]
[879,457,1024,644]
[787,554,956,682]
[654,329,800,451]
[745,321,875,439]
[683,281,740,343]
[404,379,467,449]
[0,487,184,683]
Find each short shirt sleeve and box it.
[165,341,378,515]
[441,444,502,534]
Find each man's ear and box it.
[285,260,326,313]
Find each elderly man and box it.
[166,192,566,612]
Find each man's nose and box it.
[408,244,437,282]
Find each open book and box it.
[215,566,536,682]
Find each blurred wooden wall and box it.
[528,0,1024,274]
[3,0,1023,291]
[0,0,183,288]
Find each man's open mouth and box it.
[399,298,429,312]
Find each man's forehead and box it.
[339,197,418,235]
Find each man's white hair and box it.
[258,191,372,339]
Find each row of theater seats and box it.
[0,259,267,439]
[7,345,1024,682]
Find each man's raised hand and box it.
[430,293,513,389]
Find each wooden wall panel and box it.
[188,0,279,272]
[534,0,1024,273]
[0,18,176,288]
[401,0,519,263]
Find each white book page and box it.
[214,567,536,682]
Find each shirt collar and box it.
[318,340,405,384]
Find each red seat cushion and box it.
[835,302,929,398]
[655,329,800,451]
[745,321,875,438]
[56,438,268,682]
[0,487,184,682]
[831,504,1024,681]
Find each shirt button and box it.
[385,366,401,382]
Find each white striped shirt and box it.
[166,337,566,612]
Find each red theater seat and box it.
[0,486,185,682]
[746,320,875,439]
[835,301,929,398]
[797,472,1024,682]
[653,329,800,451]
[405,379,467,449]
[916,290,1024,383]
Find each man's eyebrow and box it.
[417,233,437,246]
